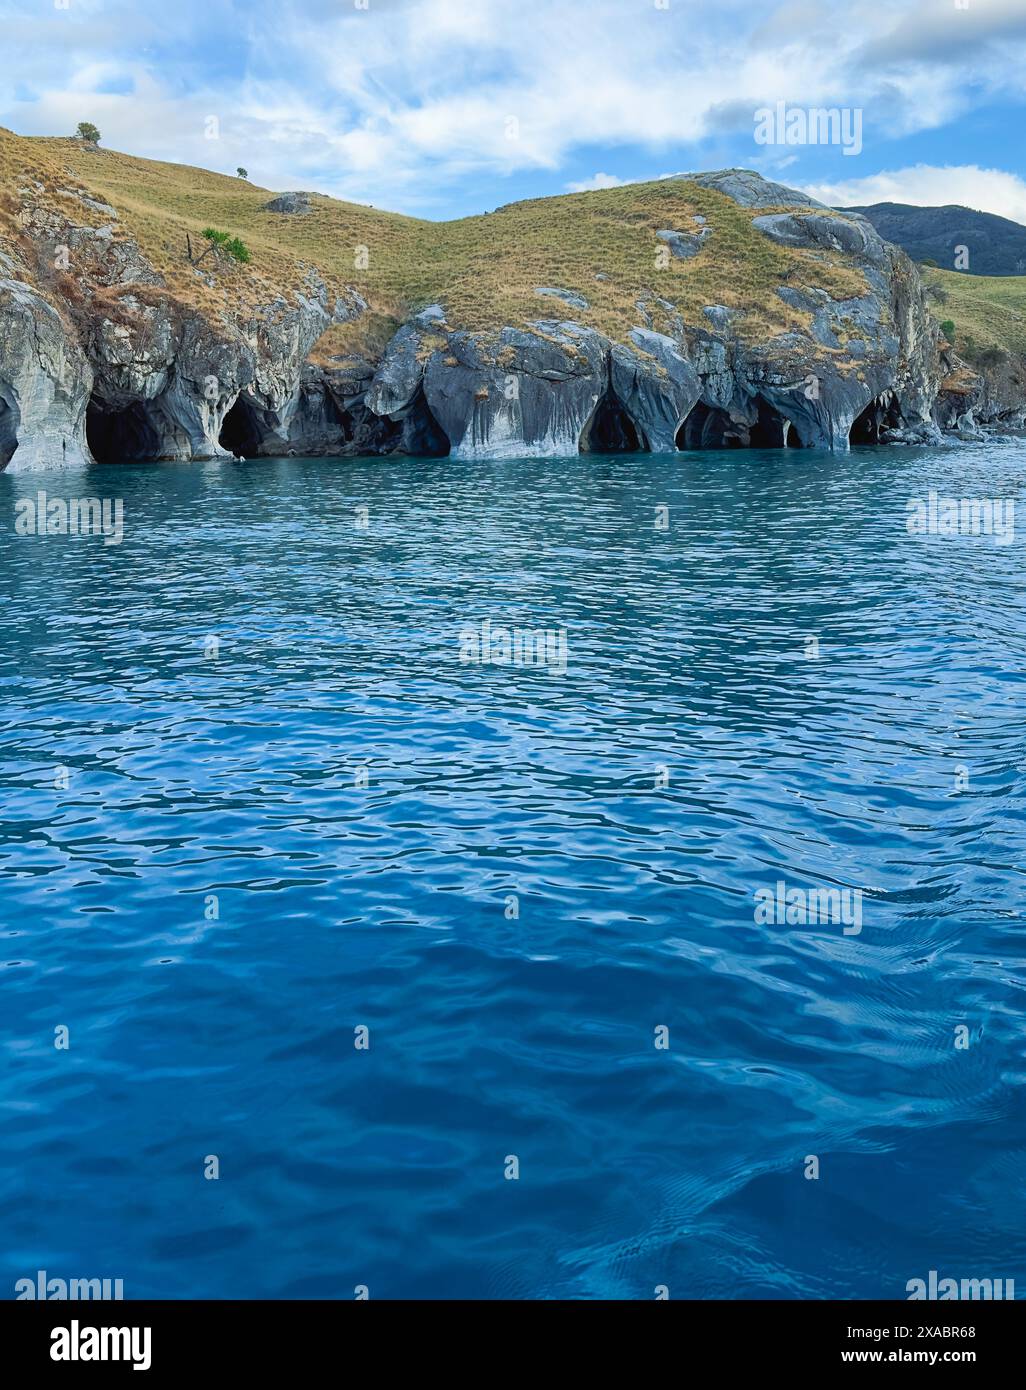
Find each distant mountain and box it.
[842,203,1026,276]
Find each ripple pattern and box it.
[1,444,1025,1299]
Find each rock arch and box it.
[218,392,270,458]
[0,381,20,469]
[748,395,796,448]
[676,402,745,449]
[850,392,903,445]
[579,388,645,453]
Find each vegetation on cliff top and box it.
[924,266,1026,361]
[9,124,1023,377]
[0,124,913,361]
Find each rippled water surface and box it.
[2,443,1025,1299]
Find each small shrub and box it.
[190,228,252,267]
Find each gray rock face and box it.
[937,352,1026,434]
[675,169,826,209]
[534,287,590,310]
[702,305,734,331]
[264,192,311,215]
[0,277,92,471]
[58,187,118,219]
[364,323,425,420]
[610,332,701,451]
[753,210,886,263]
[0,166,968,466]
[416,321,609,458]
[656,227,711,260]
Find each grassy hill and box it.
[1,125,867,358]
[923,267,1026,363]
[8,125,1026,394]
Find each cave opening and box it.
[401,390,451,457]
[580,391,644,453]
[86,395,163,463]
[850,394,903,445]
[676,402,745,450]
[219,393,268,459]
[748,396,796,448]
[0,384,20,469]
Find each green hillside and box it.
[923,266,1026,363]
[1,125,866,357]
[13,125,1025,382]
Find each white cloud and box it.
[566,172,626,193]
[803,164,1026,226]
[1,0,1025,215]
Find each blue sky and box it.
[1,0,1026,223]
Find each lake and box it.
[1,440,1024,1299]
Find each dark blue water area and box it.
[1,442,1025,1299]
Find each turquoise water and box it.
[1,442,1025,1299]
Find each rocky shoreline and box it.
[0,168,1018,472]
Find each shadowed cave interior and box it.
[676,396,795,449]
[219,393,267,459]
[220,386,451,459]
[850,394,903,445]
[579,390,644,453]
[86,395,164,463]
[0,384,19,468]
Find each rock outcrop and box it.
[346,179,946,457]
[264,192,311,216]
[936,350,1026,435]
[0,161,1008,470]
[0,190,364,470]
[0,274,92,470]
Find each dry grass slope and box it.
[2,125,875,356]
[924,267,1026,360]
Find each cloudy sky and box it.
[1,0,1025,222]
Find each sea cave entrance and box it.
[677,398,796,450]
[219,393,268,459]
[0,384,20,469]
[850,394,903,445]
[402,390,451,457]
[580,391,644,453]
[86,395,164,463]
[748,397,796,448]
[676,403,744,449]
